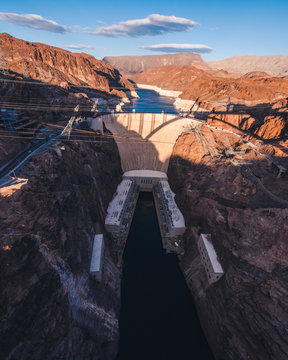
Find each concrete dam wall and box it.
[88,113,191,172]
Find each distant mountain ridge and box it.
[103,53,209,74]
[209,55,288,77]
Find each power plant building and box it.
[123,170,167,191]
[89,234,105,281]
[105,170,186,260]
[155,180,186,237]
[198,233,224,284]
[105,179,138,236]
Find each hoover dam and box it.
[88,91,218,359]
[85,88,287,359]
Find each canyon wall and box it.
[0,33,134,98]
[207,112,288,143]
[0,131,123,359]
[167,124,288,360]
[131,65,288,108]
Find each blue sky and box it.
[0,0,287,61]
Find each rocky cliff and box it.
[0,33,134,98]
[206,112,288,143]
[131,65,288,106]
[103,53,209,75]
[168,123,288,360]
[208,55,288,77]
[0,130,123,359]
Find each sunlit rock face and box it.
[167,126,288,360]
[130,65,288,110]
[0,135,123,359]
[206,113,288,141]
[0,33,134,97]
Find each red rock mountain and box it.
[209,55,288,77]
[103,53,209,75]
[131,65,288,106]
[0,33,134,97]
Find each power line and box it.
[0,99,282,111]
[0,131,197,145]
[1,78,285,108]
[0,77,134,90]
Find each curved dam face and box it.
[88,113,191,172]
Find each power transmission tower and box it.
[61,100,101,139]
[91,99,99,116]
[61,105,80,139]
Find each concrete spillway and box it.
[88,113,191,172]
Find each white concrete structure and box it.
[105,179,138,235]
[123,170,167,190]
[89,234,104,281]
[198,234,224,284]
[88,112,190,172]
[156,180,186,236]
[105,172,186,259]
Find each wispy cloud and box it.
[72,25,97,31]
[0,12,70,33]
[140,43,213,53]
[91,14,199,37]
[64,44,95,50]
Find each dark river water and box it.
[117,192,215,360]
[129,88,178,114]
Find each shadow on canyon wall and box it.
[0,120,287,360]
[167,147,288,360]
[0,132,123,360]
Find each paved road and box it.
[0,132,61,186]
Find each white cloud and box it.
[140,43,213,53]
[91,14,199,37]
[0,12,70,33]
[64,44,95,50]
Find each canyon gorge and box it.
[0,35,288,360]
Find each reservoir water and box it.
[129,88,178,114]
[117,192,215,360]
